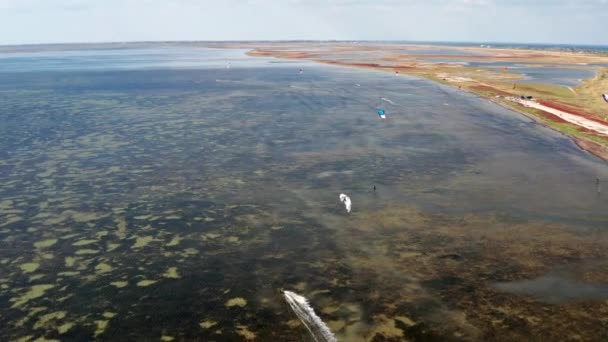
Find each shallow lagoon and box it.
[419,58,598,87]
[1,47,607,341]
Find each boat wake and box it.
[380,97,396,105]
[283,290,337,342]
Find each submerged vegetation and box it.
[0,46,607,341]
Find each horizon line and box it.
[1,39,607,49]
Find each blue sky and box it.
[1,0,607,45]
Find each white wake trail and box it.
[380,97,396,105]
[283,291,337,342]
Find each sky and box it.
[1,0,607,45]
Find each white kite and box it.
[339,193,351,213]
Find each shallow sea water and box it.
[1,47,607,341]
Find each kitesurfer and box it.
[339,194,352,213]
[377,109,386,119]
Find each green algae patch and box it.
[115,216,127,239]
[29,274,45,282]
[60,233,79,240]
[71,211,101,223]
[137,279,157,287]
[199,320,217,329]
[201,232,221,241]
[166,236,183,247]
[160,336,175,341]
[40,253,54,260]
[236,325,256,340]
[107,242,120,251]
[34,239,57,249]
[226,236,240,243]
[37,167,56,178]
[64,257,76,267]
[288,319,304,329]
[163,267,181,279]
[58,272,79,277]
[110,281,128,288]
[327,320,345,333]
[58,322,74,334]
[182,248,199,256]
[0,199,14,210]
[95,263,113,274]
[33,311,66,329]
[1,215,23,227]
[11,284,55,308]
[96,230,109,238]
[72,239,98,246]
[107,166,121,173]
[42,216,64,226]
[75,249,99,255]
[94,320,109,337]
[132,236,155,249]
[15,307,46,328]
[395,315,416,327]
[225,297,247,308]
[367,315,404,339]
[103,312,117,319]
[33,337,60,342]
[20,262,40,273]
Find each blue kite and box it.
[377,109,386,119]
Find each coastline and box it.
[244,44,608,161]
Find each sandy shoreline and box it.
[518,99,608,135]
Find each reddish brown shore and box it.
[575,138,608,160]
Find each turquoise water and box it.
[1,46,607,341]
